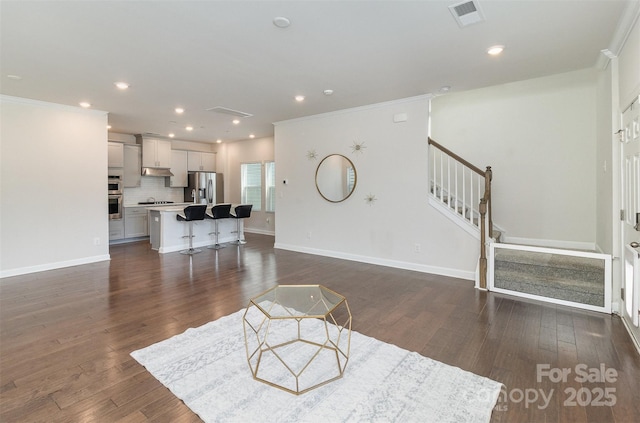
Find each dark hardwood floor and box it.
[1,234,639,422]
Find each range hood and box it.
[141,167,173,177]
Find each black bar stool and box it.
[176,205,207,255]
[206,203,232,249]
[231,204,252,245]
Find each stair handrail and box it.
[428,137,493,288]
[428,138,485,176]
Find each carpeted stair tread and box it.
[495,277,604,306]
[494,261,603,285]
[494,249,605,307]
[494,266,603,292]
[495,249,603,272]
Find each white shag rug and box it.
[131,309,502,423]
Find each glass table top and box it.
[249,285,346,318]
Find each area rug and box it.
[131,309,502,423]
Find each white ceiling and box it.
[0,1,633,144]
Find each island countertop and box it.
[147,203,241,253]
[145,203,237,212]
[123,202,192,210]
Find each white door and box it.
[621,95,640,346]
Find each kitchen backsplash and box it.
[123,177,185,205]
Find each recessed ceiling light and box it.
[107,125,112,129]
[7,74,22,80]
[323,89,334,96]
[175,107,184,114]
[216,139,222,144]
[168,133,175,138]
[232,119,240,125]
[273,16,291,28]
[487,45,505,56]
[79,102,91,108]
[114,82,129,90]
[439,85,452,93]
[185,126,193,131]
[295,95,305,102]
[249,134,255,139]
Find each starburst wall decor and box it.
[306,149,317,160]
[351,140,366,153]
[364,193,377,205]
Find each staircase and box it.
[428,137,494,288]
[427,138,610,312]
[429,183,502,242]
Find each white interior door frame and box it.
[619,94,640,353]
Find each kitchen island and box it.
[147,204,241,253]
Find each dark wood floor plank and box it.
[1,234,639,422]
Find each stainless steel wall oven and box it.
[108,194,123,220]
[108,174,123,195]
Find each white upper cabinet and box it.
[201,152,216,171]
[168,150,188,187]
[123,144,141,187]
[108,142,124,167]
[142,138,172,168]
[187,151,216,172]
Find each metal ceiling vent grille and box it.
[206,106,253,118]
[449,0,485,27]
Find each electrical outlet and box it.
[307,231,312,240]
[266,217,270,224]
[414,243,421,253]
[94,237,101,246]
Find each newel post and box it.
[479,198,487,289]
[484,166,493,239]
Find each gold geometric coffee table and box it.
[242,285,352,395]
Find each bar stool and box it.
[206,203,232,249]
[176,205,207,255]
[231,204,252,245]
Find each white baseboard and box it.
[611,301,620,314]
[274,243,476,281]
[501,236,596,251]
[245,228,275,236]
[0,254,111,278]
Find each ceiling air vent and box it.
[448,0,485,27]
[206,106,253,118]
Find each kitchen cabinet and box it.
[123,144,141,187]
[124,207,149,238]
[108,142,124,167]
[109,219,124,241]
[187,151,216,172]
[167,150,188,187]
[142,138,172,168]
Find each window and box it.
[265,161,276,212]
[346,166,355,196]
[241,162,262,211]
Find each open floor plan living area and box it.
[2,1,640,421]
[1,234,639,422]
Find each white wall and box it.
[274,96,479,280]
[1,96,109,277]
[431,69,598,249]
[618,13,640,109]
[596,65,614,255]
[225,136,275,235]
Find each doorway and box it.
[620,95,640,348]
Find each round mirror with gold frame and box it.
[315,154,357,203]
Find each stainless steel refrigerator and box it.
[184,172,224,204]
